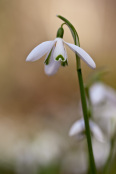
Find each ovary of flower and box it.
[69,118,105,143]
[26,38,96,75]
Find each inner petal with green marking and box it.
[61,59,68,67]
[55,54,65,62]
[53,38,67,62]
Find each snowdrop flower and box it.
[69,118,105,142]
[26,27,96,75]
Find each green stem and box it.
[76,55,97,174]
[57,15,97,174]
[85,87,93,119]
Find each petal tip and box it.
[93,62,96,68]
[69,119,84,137]
[45,72,54,76]
[26,54,36,62]
[26,57,30,62]
[89,60,96,69]
[45,67,57,76]
[92,63,96,69]
[69,129,74,136]
[26,55,32,62]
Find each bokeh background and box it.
[0,0,116,173]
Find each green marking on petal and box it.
[44,49,52,65]
[55,55,65,62]
[61,60,68,67]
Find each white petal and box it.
[69,119,85,136]
[90,83,106,105]
[53,38,66,61]
[90,82,116,105]
[90,120,105,142]
[26,40,56,62]
[64,41,96,69]
[75,134,85,140]
[44,46,61,76]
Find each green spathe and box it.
[56,27,64,38]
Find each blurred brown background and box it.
[0,0,116,173]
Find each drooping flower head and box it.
[26,26,96,75]
[69,118,105,142]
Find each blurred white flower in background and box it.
[90,82,116,106]
[67,117,109,172]
[14,131,67,174]
[92,138,110,168]
[62,139,110,174]
[90,82,116,138]
[62,143,88,174]
[69,118,105,142]
[65,81,116,173]
[0,82,115,174]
